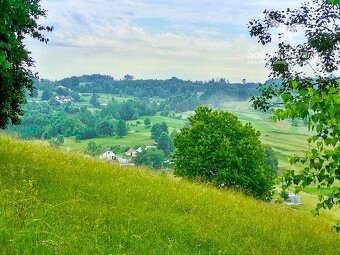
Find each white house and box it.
[100,151,116,161]
[136,147,143,153]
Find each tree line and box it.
[34,75,260,102]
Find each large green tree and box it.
[249,0,339,220]
[173,106,275,200]
[0,0,52,128]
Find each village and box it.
[99,145,157,166]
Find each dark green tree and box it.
[144,117,151,127]
[31,89,38,98]
[134,148,165,170]
[116,120,128,137]
[156,132,174,156]
[123,74,134,81]
[41,89,53,102]
[0,0,52,128]
[174,106,275,200]
[249,0,339,218]
[90,93,100,107]
[151,122,168,141]
[95,120,114,136]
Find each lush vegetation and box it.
[35,75,259,101]
[0,0,52,128]
[0,135,339,254]
[174,106,275,200]
[134,148,166,169]
[249,0,340,221]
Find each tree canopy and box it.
[249,0,339,220]
[0,0,52,128]
[173,106,275,200]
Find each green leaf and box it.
[291,80,299,89]
[0,51,11,69]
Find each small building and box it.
[55,95,74,104]
[287,194,301,205]
[100,151,116,161]
[136,147,143,153]
[117,157,129,165]
[126,148,137,157]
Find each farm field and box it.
[221,101,311,171]
[62,114,187,154]
[62,98,310,173]
[0,135,339,254]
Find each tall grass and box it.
[0,136,339,254]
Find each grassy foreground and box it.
[0,136,339,254]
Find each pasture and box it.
[0,136,339,254]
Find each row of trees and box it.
[9,103,128,140]
[34,75,259,101]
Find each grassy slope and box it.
[0,136,339,254]
[62,114,186,153]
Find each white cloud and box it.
[28,0,301,81]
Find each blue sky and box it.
[28,0,301,82]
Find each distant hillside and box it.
[34,75,260,101]
[0,136,339,254]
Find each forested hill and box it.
[34,74,260,101]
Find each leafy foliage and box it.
[116,120,128,137]
[86,141,102,156]
[156,132,174,156]
[249,0,339,219]
[34,75,259,105]
[144,117,151,127]
[173,106,275,200]
[0,0,52,128]
[134,148,165,169]
[151,122,168,141]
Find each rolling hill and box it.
[0,136,339,254]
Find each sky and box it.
[27,0,302,82]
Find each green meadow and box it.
[0,136,339,254]
[62,114,186,153]
[63,99,310,173]
[221,101,311,171]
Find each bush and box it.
[173,106,275,200]
[134,148,165,170]
[86,141,102,156]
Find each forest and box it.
[11,75,260,141]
